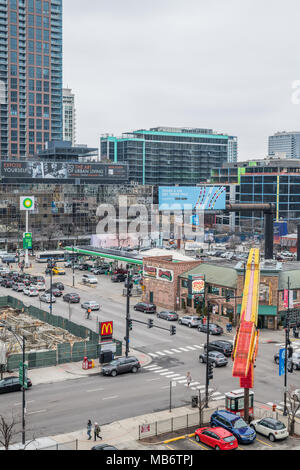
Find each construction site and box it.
[0,306,85,356]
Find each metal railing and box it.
[39,440,78,451]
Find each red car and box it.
[195,427,238,450]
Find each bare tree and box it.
[286,388,300,436]
[197,387,218,427]
[0,414,19,450]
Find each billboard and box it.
[188,275,205,295]
[100,321,113,341]
[143,265,174,283]
[159,186,226,211]
[0,161,128,182]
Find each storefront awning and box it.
[237,305,277,317]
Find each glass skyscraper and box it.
[0,0,63,159]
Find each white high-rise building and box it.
[63,88,76,146]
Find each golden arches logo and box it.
[101,322,113,337]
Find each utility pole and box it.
[284,277,291,416]
[22,334,26,446]
[125,265,132,358]
[72,245,75,288]
[205,301,210,407]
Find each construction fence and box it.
[0,296,122,371]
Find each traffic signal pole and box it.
[205,302,210,407]
[125,266,131,358]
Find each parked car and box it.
[250,418,288,442]
[199,351,228,367]
[1,279,13,288]
[81,301,100,311]
[91,444,118,451]
[178,316,202,328]
[63,293,80,303]
[82,274,98,285]
[12,282,25,292]
[35,282,46,291]
[0,377,32,394]
[45,288,63,298]
[133,302,156,314]
[32,276,45,284]
[111,273,126,283]
[274,351,299,371]
[92,266,107,275]
[194,426,238,450]
[79,263,93,271]
[157,311,179,321]
[23,287,39,297]
[52,282,64,291]
[198,323,224,335]
[204,340,233,357]
[40,293,56,304]
[102,357,141,377]
[210,410,256,444]
[113,268,128,275]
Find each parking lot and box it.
[161,433,299,451]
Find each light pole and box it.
[125,265,132,358]
[72,245,75,288]
[284,277,291,416]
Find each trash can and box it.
[192,396,198,408]
[294,331,299,339]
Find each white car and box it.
[250,418,288,442]
[23,287,39,297]
[81,301,100,311]
[34,282,46,291]
[82,275,98,285]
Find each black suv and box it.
[134,302,156,314]
[63,293,80,303]
[102,357,141,377]
[52,282,64,291]
[1,278,13,288]
[0,377,32,394]
[111,273,126,283]
[198,323,224,335]
[204,340,233,357]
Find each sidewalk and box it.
[3,348,152,386]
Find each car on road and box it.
[52,282,64,291]
[250,418,288,442]
[274,351,300,370]
[111,273,126,283]
[12,282,25,292]
[157,311,179,321]
[210,410,256,444]
[0,377,32,394]
[102,356,141,377]
[91,266,107,275]
[198,323,224,335]
[82,274,98,285]
[178,315,202,328]
[79,263,93,271]
[32,276,45,284]
[81,301,100,311]
[40,293,56,304]
[133,302,156,314]
[45,288,63,298]
[23,287,39,297]
[194,426,238,450]
[34,282,46,291]
[52,267,66,276]
[63,293,80,303]
[91,444,118,451]
[204,340,233,357]
[199,351,228,367]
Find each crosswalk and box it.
[143,362,226,401]
[148,344,203,358]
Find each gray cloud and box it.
[63,0,300,160]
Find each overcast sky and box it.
[63,0,300,161]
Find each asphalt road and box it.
[0,262,299,440]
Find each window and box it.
[43,81,49,92]
[36,55,42,66]
[10,38,17,50]
[29,119,34,129]
[10,11,17,23]
[36,68,42,79]
[10,51,17,63]
[36,119,42,130]
[29,106,34,117]
[28,54,34,65]
[36,42,42,53]
[11,78,17,89]
[11,130,18,141]
[10,91,17,102]
[36,16,42,27]
[28,41,34,52]
[29,79,34,91]
[11,143,18,154]
[28,67,35,78]
[28,14,34,26]
[36,29,42,41]
[11,117,18,128]
[29,93,34,104]
[28,27,34,40]
[36,80,42,91]
[36,106,42,117]
[10,104,17,116]
[36,93,42,104]
[43,55,49,67]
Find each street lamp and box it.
[0,320,26,446]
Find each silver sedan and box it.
[81,301,100,311]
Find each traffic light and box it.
[148,319,154,329]
[288,346,294,358]
[128,319,133,331]
[194,296,200,307]
[170,325,177,336]
[208,362,214,381]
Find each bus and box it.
[35,251,66,263]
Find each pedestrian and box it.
[186,371,192,388]
[87,420,92,440]
[87,308,91,320]
[94,422,102,441]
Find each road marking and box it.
[185,382,200,387]
[154,369,169,374]
[165,444,175,450]
[179,347,189,352]
[171,376,187,381]
[177,379,188,384]
[256,438,273,448]
[149,353,159,358]
[27,410,47,416]
[164,374,181,379]
[185,346,196,351]
[15,400,34,406]
[143,364,158,369]
[145,366,163,371]
[193,345,203,349]
[156,352,166,356]
[87,388,105,393]
[212,396,225,401]
[163,350,174,355]
[102,396,118,401]
[170,349,181,353]
[188,438,208,450]
[160,371,175,376]
[146,378,161,382]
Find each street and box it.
[0,261,299,441]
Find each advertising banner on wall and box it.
[159,186,226,211]
[143,265,174,283]
[0,161,128,182]
[188,275,205,296]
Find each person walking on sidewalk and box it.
[87,420,92,440]
[94,422,102,441]
[186,371,192,388]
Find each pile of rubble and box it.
[0,307,85,354]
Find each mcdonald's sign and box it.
[100,321,113,340]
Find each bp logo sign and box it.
[20,196,35,211]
